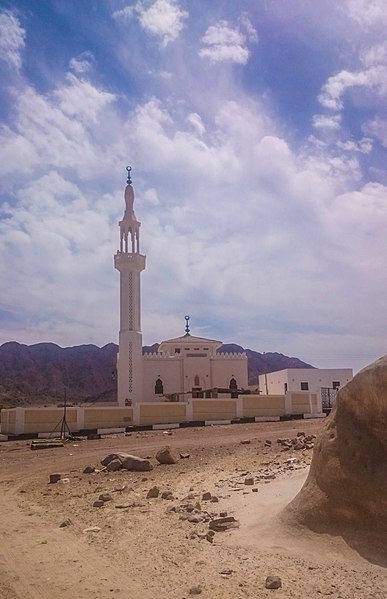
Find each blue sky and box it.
[0,0,386,372]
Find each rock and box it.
[82,526,101,533]
[180,452,190,459]
[264,439,272,445]
[161,490,174,500]
[49,473,61,484]
[297,431,305,438]
[202,491,212,500]
[99,493,113,502]
[189,586,202,595]
[83,465,95,474]
[206,530,215,543]
[147,486,160,498]
[188,515,202,523]
[240,439,251,444]
[155,446,177,465]
[121,455,153,472]
[252,488,258,493]
[244,477,254,485]
[284,355,387,538]
[293,441,305,450]
[106,459,122,472]
[209,516,239,532]
[57,478,70,484]
[93,500,105,508]
[210,496,219,502]
[265,576,282,589]
[59,518,73,527]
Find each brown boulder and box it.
[155,446,177,464]
[283,356,387,541]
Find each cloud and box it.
[199,17,258,65]
[69,51,95,74]
[114,0,188,47]
[318,66,387,111]
[313,114,342,130]
[346,0,387,27]
[0,9,25,71]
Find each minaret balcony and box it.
[114,252,146,271]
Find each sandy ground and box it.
[0,419,386,599]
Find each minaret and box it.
[114,166,146,406]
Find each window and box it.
[194,375,200,386]
[155,378,164,394]
[284,383,288,393]
[174,348,181,354]
[229,378,237,390]
[332,381,340,389]
[301,382,309,391]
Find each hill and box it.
[0,341,313,406]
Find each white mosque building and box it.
[114,167,248,406]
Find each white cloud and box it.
[346,0,387,27]
[114,0,188,46]
[363,116,387,147]
[69,51,95,74]
[0,10,25,71]
[318,66,387,111]
[199,18,257,65]
[313,114,342,130]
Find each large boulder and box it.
[101,453,153,472]
[283,356,387,539]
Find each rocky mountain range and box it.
[0,341,313,407]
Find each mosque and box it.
[115,167,248,406]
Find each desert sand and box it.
[0,419,386,599]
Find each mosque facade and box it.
[115,169,248,406]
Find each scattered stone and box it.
[244,477,254,485]
[83,465,95,474]
[59,518,73,528]
[240,439,251,445]
[252,488,258,493]
[147,486,160,499]
[180,452,190,459]
[206,530,215,543]
[121,455,153,472]
[210,496,219,502]
[264,440,272,446]
[101,453,153,472]
[163,430,173,435]
[156,446,177,465]
[161,490,174,500]
[202,492,212,500]
[82,526,101,533]
[57,478,70,484]
[93,500,105,508]
[265,576,282,589]
[49,473,61,484]
[209,516,239,532]
[188,515,202,523]
[189,585,202,595]
[99,493,113,502]
[106,459,122,472]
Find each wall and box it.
[211,355,249,390]
[143,355,182,401]
[1,391,323,436]
[241,394,286,417]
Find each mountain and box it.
[0,341,314,407]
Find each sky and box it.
[0,0,386,373]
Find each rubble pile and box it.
[277,432,316,451]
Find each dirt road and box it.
[0,420,385,598]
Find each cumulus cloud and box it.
[199,17,258,65]
[0,10,25,71]
[114,0,188,46]
[318,66,387,111]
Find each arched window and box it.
[229,378,237,390]
[155,378,164,394]
[194,375,200,387]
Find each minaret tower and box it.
[115,166,146,406]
